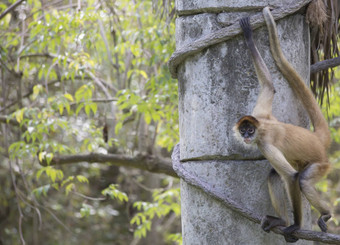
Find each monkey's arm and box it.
[262,7,331,148]
[239,17,276,120]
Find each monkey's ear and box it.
[236,115,259,128]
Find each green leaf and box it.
[102,184,128,203]
[144,112,151,124]
[80,203,92,218]
[15,109,24,123]
[76,103,84,115]
[36,167,46,180]
[76,175,89,184]
[64,93,74,102]
[115,122,123,135]
[32,84,43,100]
[32,184,51,198]
[139,70,148,79]
[89,102,97,115]
[65,183,75,195]
[58,103,64,115]
[85,104,91,116]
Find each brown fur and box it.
[235,115,260,128]
[306,0,328,30]
[236,9,331,239]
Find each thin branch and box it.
[97,18,115,68]
[20,53,118,93]
[0,115,27,132]
[15,189,42,230]
[310,57,340,74]
[71,191,106,201]
[0,78,84,113]
[168,0,312,78]
[9,159,26,245]
[69,98,118,107]
[20,53,54,59]
[131,177,158,192]
[171,144,340,244]
[0,115,20,127]
[0,0,25,20]
[17,161,42,231]
[40,152,178,178]
[0,57,21,77]
[38,204,72,233]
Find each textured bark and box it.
[172,144,340,244]
[40,153,177,177]
[173,1,315,244]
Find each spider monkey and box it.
[234,7,331,243]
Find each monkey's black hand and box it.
[239,17,252,40]
[261,215,286,233]
[318,213,331,232]
[283,224,299,243]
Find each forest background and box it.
[0,0,340,245]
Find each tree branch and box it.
[0,0,25,21]
[310,57,340,74]
[168,0,312,78]
[0,115,21,127]
[171,144,340,244]
[41,152,178,178]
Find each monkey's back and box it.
[258,120,328,170]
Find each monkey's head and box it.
[234,116,259,145]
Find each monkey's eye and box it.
[248,128,255,134]
[240,128,246,134]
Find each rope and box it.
[168,0,312,79]
[172,144,340,244]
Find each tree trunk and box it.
[173,1,312,244]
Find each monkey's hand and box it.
[318,213,331,232]
[261,215,286,233]
[283,224,299,243]
[239,17,252,42]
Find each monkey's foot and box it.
[261,215,286,233]
[283,224,299,243]
[318,214,331,232]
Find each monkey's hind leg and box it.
[265,169,300,243]
[299,163,331,232]
[261,169,287,232]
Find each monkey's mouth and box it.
[244,138,252,144]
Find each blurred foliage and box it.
[320,70,340,233]
[0,0,180,244]
[1,0,340,244]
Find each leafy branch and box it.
[0,0,25,20]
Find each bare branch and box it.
[41,152,178,178]
[0,0,25,21]
[9,159,26,245]
[69,98,118,106]
[310,57,340,74]
[171,144,340,244]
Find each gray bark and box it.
[173,1,313,244]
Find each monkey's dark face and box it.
[238,121,257,144]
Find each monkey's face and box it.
[238,121,257,144]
